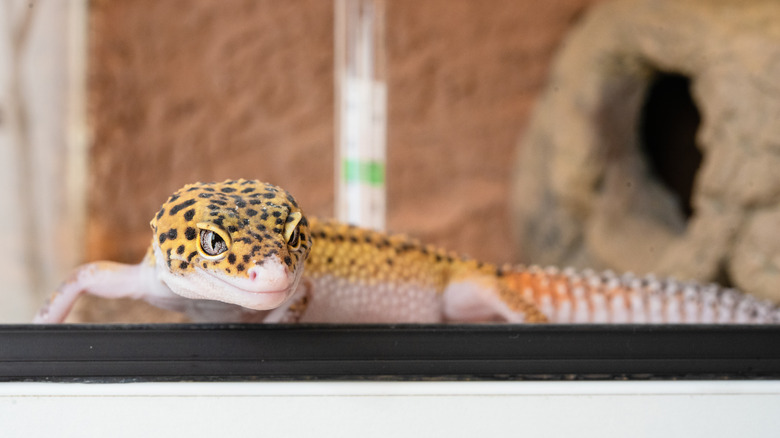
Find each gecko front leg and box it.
[33,261,164,323]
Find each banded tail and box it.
[501,266,780,324]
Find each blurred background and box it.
[5,0,779,323]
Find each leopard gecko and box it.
[34,179,780,324]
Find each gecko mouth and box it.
[201,268,294,295]
[191,271,293,310]
[189,259,298,310]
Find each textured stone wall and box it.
[80,0,600,321]
[512,0,780,302]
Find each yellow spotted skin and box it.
[149,179,311,280]
[298,218,546,323]
[305,219,493,291]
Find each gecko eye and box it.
[200,230,227,256]
[284,211,303,250]
[196,222,232,260]
[288,227,300,249]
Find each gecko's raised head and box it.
[149,179,312,310]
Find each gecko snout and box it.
[245,261,293,293]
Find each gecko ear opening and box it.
[284,211,303,249]
[196,222,232,260]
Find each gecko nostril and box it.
[249,270,257,281]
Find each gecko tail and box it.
[499,265,780,324]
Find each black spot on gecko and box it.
[227,253,236,264]
[179,261,188,269]
[249,199,262,205]
[159,234,167,244]
[168,194,180,203]
[156,208,165,220]
[176,245,185,255]
[212,199,227,206]
[221,187,236,193]
[284,256,292,266]
[235,200,247,208]
[169,199,196,215]
[275,218,283,225]
[236,264,245,272]
[243,254,250,263]
[285,194,299,208]
[241,187,255,193]
[227,225,238,233]
[214,217,224,226]
[198,192,213,199]
[187,251,197,262]
[272,211,282,218]
[166,229,178,240]
[185,227,197,240]
[399,243,415,253]
[202,262,208,268]
[247,209,258,217]
[183,209,195,221]
[263,193,276,199]
[260,212,269,220]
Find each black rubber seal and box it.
[2,324,779,381]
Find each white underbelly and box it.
[300,274,443,323]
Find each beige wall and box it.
[0,0,87,321]
[87,0,602,267]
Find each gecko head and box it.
[149,179,312,310]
